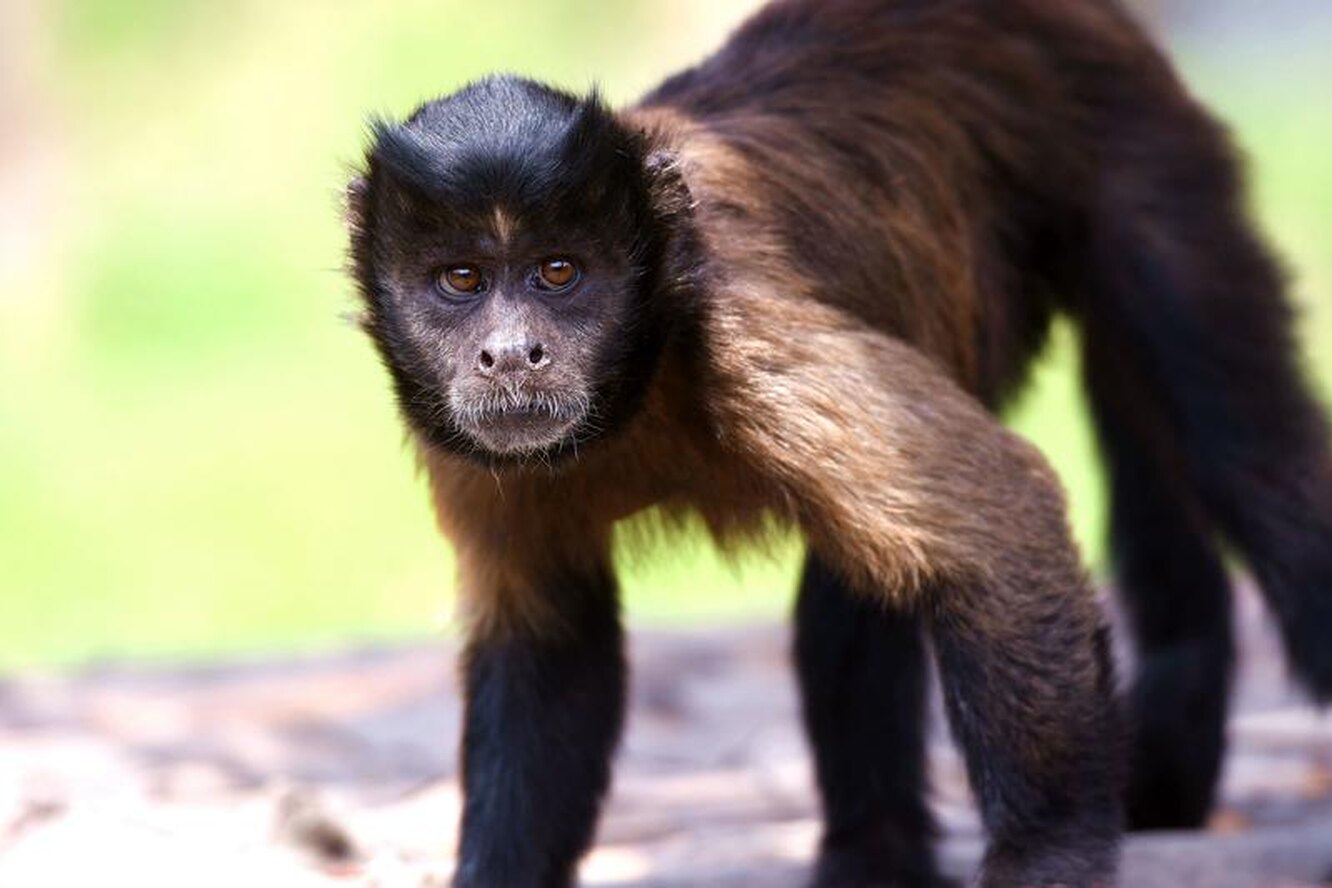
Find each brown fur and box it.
[418,110,1118,878]
[425,106,1100,647]
[344,0,1332,881]
[416,0,1187,643]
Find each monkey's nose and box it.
[477,340,549,376]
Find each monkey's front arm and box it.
[707,312,1123,886]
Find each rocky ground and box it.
[2,583,1330,887]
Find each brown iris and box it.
[536,258,578,291]
[438,265,483,296]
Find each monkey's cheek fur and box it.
[457,409,583,456]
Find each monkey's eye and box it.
[436,265,484,297]
[534,258,579,291]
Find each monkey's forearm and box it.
[452,563,625,888]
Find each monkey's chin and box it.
[461,409,582,458]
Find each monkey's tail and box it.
[1077,104,1332,705]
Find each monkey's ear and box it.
[638,143,703,307]
[342,173,376,335]
[642,146,694,223]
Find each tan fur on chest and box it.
[420,350,788,637]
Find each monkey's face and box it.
[348,77,673,466]
[362,209,642,459]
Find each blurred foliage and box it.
[0,0,1328,667]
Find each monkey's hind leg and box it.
[1077,103,1332,830]
[1087,105,1332,707]
[1084,333,1234,831]
[795,553,947,888]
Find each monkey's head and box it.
[347,76,692,467]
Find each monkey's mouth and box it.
[452,396,589,456]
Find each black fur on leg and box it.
[453,565,625,888]
[1081,108,1332,705]
[1064,99,1332,828]
[1083,330,1235,831]
[1110,479,1234,831]
[795,553,948,888]
[929,582,1122,887]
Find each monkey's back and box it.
[640,0,1197,406]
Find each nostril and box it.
[527,344,545,366]
[479,350,495,370]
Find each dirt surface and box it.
[2,583,1331,887]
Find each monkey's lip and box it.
[483,404,561,421]
[457,402,586,455]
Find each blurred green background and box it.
[1,0,1328,668]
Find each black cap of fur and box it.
[372,79,637,222]
[370,79,644,226]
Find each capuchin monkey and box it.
[345,1,1332,885]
